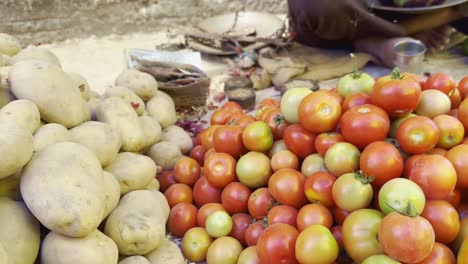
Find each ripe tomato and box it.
[212,125,246,158]
[379,212,435,263]
[408,155,457,200]
[341,91,371,112]
[450,88,463,109]
[329,87,345,105]
[370,68,422,117]
[403,153,424,178]
[189,145,206,166]
[324,142,361,177]
[298,90,342,133]
[389,113,417,139]
[433,114,465,149]
[256,223,300,264]
[211,108,234,125]
[268,168,308,209]
[445,144,468,188]
[396,115,440,154]
[167,202,198,238]
[360,141,404,187]
[280,88,312,124]
[192,176,222,207]
[157,170,177,192]
[458,76,468,98]
[296,204,333,231]
[200,124,220,150]
[295,225,339,264]
[206,210,233,238]
[283,124,316,159]
[303,171,336,207]
[221,182,252,214]
[379,177,426,216]
[403,72,427,88]
[164,183,193,208]
[415,242,456,264]
[342,209,384,263]
[248,187,276,220]
[245,221,266,247]
[197,203,225,228]
[222,101,243,114]
[226,113,255,129]
[242,121,274,152]
[206,236,243,264]
[259,98,280,110]
[236,151,272,188]
[423,73,456,95]
[238,246,259,264]
[332,172,373,212]
[268,140,288,158]
[332,206,350,225]
[271,150,299,171]
[415,89,451,118]
[300,153,327,178]
[331,225,344,250]
[314,132,345,156]
[339,104,390,149]
[229,213,253,247]
[203,148,217,163]
[444,188,462,209]
[173,157,201,186]
[421,200,460,244]
[426,147,448,155]
[263,108,290,140]
[257,107,277,122]
[459,99,468,131]
[204,152,237,188]
[181,227,213,262]
[267,205,298,227]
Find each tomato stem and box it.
[354,170,374,184]
[385,201,419,217]
[273,114,285,129]
[350,53,363,79]
[391,67,404,80]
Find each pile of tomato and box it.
[158,68,468,264]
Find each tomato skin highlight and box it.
[298,90,342,134]
[396,115,440,154]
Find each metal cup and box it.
[393,39,427,74]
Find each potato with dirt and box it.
[0,197,40,264]
[20,142,106,237]
[41,229,118,264]
[0,99,40,134]
[0,33,22,56]
[119,256,151,264]
[103,85,145,115]
[102,171,120,219]
[11,46,61,67]
[145,239,185,264]
[115,69,158,101]
[70,121,121,167]
[96,96,146,152]
[146,141,182,170]
[162,125,193,154]
[146,91,177,129]
[104,152,156,195]
[104,190,170,256]
[0,122,33,179]
[67,72,91,101]
[9,60,90,128]
[33,123,73,151]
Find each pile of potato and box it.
[0,33,192,264]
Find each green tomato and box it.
[242,121,273,152]
[378,178,426,215]
[332,172,373,212]
[338,71,375,98]
[362,255,401,264]
[205,211,233,238]
[280,88,312,124]
[389,113,417,139]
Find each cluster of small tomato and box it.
[158,69,468,264]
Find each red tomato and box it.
[173,157,201,186]
[204,153,237,188]
[229,213,252,247]
[296,203,333,231]
[458,76,468,98]
[257,107,277,122]
[426,147,447,156]
[450,88,462,109]
[303,171,336,207]
[408,155,457,200]
[197,203,225,228]
[248,187,276,220]
[329,88,345,105]
[256,223,300,264]
[258,98,280,110]
[164,183,193,208]
[263,108,290,140]
[212,125,246,158]
[424,73,456,95]
[203,148,216,163]
[195,132,202,146]
[267,205,298,227]
[403,72,427,88]
[370,69,422,117]
[433,114,465,149]
[415,242,456,264]
[445,144,468,188]
[339,104,390,149]
[331,226,344,250]
[421,200,460,244]
[403,153,425,178]
[167,202,198,238]
[222,101,243,113]
[332,206,350,225]
[200,124,220,150]
[314,132,345,156]
[189,145,206,166]
[283,124,316,159]
[221,182,252,215]
[157,170,177,193]
[459,99,468,132]
[360,141,404,187]
[271,150,299,171]
[268,168,308,209]
[227,113,256,129]
[449,108,459,119]
[396,116,440,154]
[298,90,342,133]
[192,176,222,207]
[444,188,461,209]
[341,91,371,112]
[379,212,435,263]
[245,221,266,247]
[211,108,234,125]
